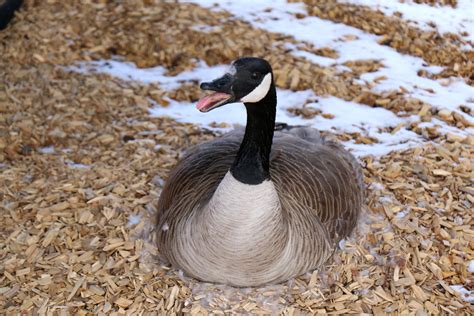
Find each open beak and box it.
[196,73,235,112]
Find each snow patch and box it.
[72,58,471,158]
[395,210,409,219]
[187,0,474,119]
[69,0,474,158]
[370,182,385,191]
[69,59,228,91]
[339,0,474,43]
[289,48,336,67]
[128,214,142,226]
[450,285,474,303]
[149,88,425,157]
[38,146,55,154]
[66,160,92,169]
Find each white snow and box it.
[128,214,142,226]
[291,49,335,67]
[66,160,92,169]
[71,58,472,157]
[361,67,474,124]
[340,0,474,43]
[395,210,409,219]
[370,182,385,191]
[68,0,474,158]
[38,146,55,154]
[418,118,474,136]
[185,0,474,119]
[69,59,228,91]
[311,96,403,130]
[469,260,474,273]
[150,97,243,127]
[148,83,427,157]
[450,285,474,303]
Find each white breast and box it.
[174,172,286,283]
[206,171,280,238]
[171,171,326,286]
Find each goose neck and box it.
[230,87,276,184]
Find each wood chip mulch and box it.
[414,0,457,7]
[294,0,474,83]
[1,1,473,314]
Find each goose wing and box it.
[270,127,364,241]
[156,130,243,227]
[157,127,363,244]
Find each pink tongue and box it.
[196,92,230,111]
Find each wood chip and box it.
[1,1,472,314]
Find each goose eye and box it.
[251,72,260,79]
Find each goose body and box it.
[156,58,364,287]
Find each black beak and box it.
[200,73,234,94]
[196,73,236,113]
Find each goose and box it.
[156,57,364,287]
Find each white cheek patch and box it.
[227,64,237,75]
[240,73,272,103]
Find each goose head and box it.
[197,57,274,112]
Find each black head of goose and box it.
[198,57,276,185]
[156,57,364,287]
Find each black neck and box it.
[230,85,276,185]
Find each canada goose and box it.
[156,57,364,287]
[0,0,23,30]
